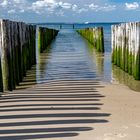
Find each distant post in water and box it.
[73,24,74,29]
[60,25,62,29]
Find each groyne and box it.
[77,27,104,52]
[38,27,58,53]
[0,19,36,91]
[112,22,140,80]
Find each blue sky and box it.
[0,0,140,23]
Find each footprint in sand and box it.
[104,133,115,140]
[117,133,127,138]
[135,124,140,128]
[121,125,128,129]
[104,132,127,140]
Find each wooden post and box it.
[73,24,74,29]
[0,57,3,92]
[0,20,12,91]
[0,20,3,92]
[60,25,62,29]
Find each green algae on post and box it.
[77,27,104,53]
[112,22,140,80]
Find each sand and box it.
[0,80,140,140]
[94,82,140,140]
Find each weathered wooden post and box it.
[133,22,140,80]
[112,22,140,80]
[0,20,12,91]
[0,20,3,92]
[0,56,3,92]
[77,27,104,53]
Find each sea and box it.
[34,23,140,92]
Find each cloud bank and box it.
[0,0,117,15]
[0,0,140,22]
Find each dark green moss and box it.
[113,48,117,65]
[133,54,140,80]
[116,47,121,67]
[127,49,132,74]
[121,47,125,71]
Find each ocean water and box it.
[37,23,116,53]
[33,23,140,92]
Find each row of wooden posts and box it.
[0,19,58,92]
[0,20,140,92]
[77,24,140,80]
[77,27,104,52]
[38,27,58,53]
[112,22,140,80]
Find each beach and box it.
[95,82,140,140]
[1,0,140,139]
[0,24,140,140]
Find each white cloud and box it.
[30,0,81,15]
[72,4,78,11]
[31,0,56,10]
[0,0,118,17]
[102,4,116,11]
[78,8,88,13]
[0,0,117,17]
[59,2,72,9]
[31,0,70,14]
[0,0,8,7]
[8,9,16,14]
[125,2,139,10]
[89,3,99,10]
[0,0,28,12]
[88,3,116,12]
[13,0,26,4]
[20,9,25,13]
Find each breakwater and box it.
[38,27,58,53]
[0,19,36,91]
[112,22,140,80]
[77,27,104,52]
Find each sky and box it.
[0,0,140,23]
